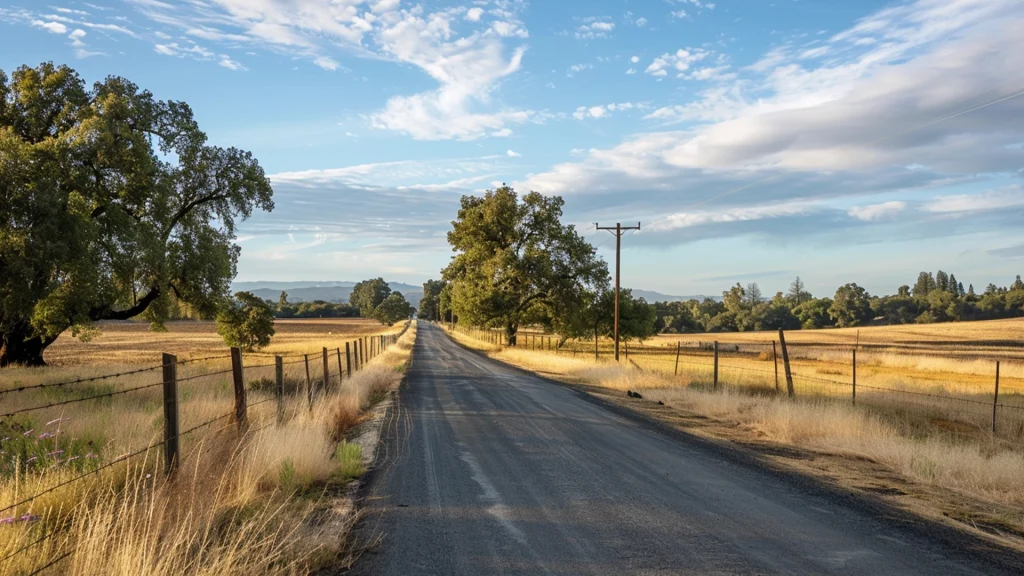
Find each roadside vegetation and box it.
[0,319,415,574]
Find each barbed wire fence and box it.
[0,321,412,574]
[453,324,1024,441]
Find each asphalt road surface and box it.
[351,323,1022,575]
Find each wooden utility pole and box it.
[596,222,641,362]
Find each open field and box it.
[500,318,1024,444]
[0,319,416,575]
[42,318,393,367]
[445,323,1024,535]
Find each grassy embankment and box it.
[445,320,1024,543]
[0,319,415,575]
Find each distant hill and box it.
[632,289,716,303]
[232,281,711,311]
[234,281,423,310]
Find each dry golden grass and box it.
[446,325,1024,508]
[43,318,397,367]
[0,320,416,575]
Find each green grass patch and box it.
[335,441,364,480]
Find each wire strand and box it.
[0,382,165,419]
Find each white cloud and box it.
[507,149,521,157]
[153,42,214,60]
[573,102,642,120]
[31,20,67,34]
[645,48,711,78]
[521,0,1024,240]
[567,63,592,76]
[648,200,821,232]
[122,0,535,140]
[636,17,648,27]
[848,201,907,221]
[54,7,90,16]
[314,56,340,71]
[576,19,615,39]
[631,56,639,63]
[626,68,636,75]
[218,54,247,71]
[924,188,1024,214]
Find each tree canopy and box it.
[0,63,273,366]
[373,292,414,325]
[349,278,391,317]
[417,279,446,321]
[216,292,276,351]
[442,186,609,344]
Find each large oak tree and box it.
[0,63,273,366]
[442,186,609,345]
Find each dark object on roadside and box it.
[658,401,665,406]
[627,390,643,399]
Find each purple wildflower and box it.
[38,432,55,440]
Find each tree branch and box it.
[163,193,230,240]
[88,286,161,321]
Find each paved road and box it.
[352,323,1022,575]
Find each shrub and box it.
[216,292,276,351]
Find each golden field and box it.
[0,319,415,575]
[502,318,1024,440]
[43,318,393,367]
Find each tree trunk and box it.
[505,324,518,346]
[0,323,52,367]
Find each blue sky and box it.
[2,0,1023,298]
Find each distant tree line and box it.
[269,278,414,325]
[653,272,1024,334]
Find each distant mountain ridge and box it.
[233,281,423,310]
[232,281,713,310]
[631,289,715,303]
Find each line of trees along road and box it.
[431,187,1024,342]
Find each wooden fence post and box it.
[322,347,330,396]
[230,347,248,431]
[778,329,795,398]
[336,348,343,385]
[993,360,1001,434]
[773,342,779,393]
[713,341,719,390]
[674,342,681,376]
[360,338,366,365]
[162,353,179,474]
[303,353,312,410]
[346,342,352,375]
[275,356,284,424]
[852,349,857,406]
